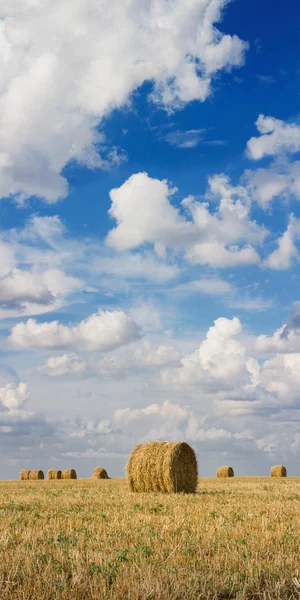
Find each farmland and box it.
[0,477,299,599]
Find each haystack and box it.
[271,465,287,477]
[29,470,44,480]
[217,466,234,478]
[92,467,109,479]
[62,468,77,479]
[126,441,198,493]
[47,469,62,480]
[20,470,31,480]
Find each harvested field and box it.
[0,477,299,599]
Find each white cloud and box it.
[264,215,300,270]
[106,172,266,268]
[255,304,300,354]
[0,0,247,203]
[38,340,180,379]
[39,353,87,377]
[9,309,140,351]
[0,381,29,410]
[161,316,259,391]
[178,277,233,295]
[0,269,54,307]
[247,114,300,160]
[245,161,300,209]
[163,129,206,148]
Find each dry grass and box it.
[92,467,109,479]
[47,469,62,480]
[0,477,300,599]
[127,441,198,493]
[62,468,77,479]
[271,465,287,477]
[217,466,234,478]
[28,470,44,480]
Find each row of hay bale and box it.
[20,466,109,481]
[20,468,77,480]
[126,442,288,493]
[216,465,287,478]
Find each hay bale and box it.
[271,465,287,477]
[62,468,77,479]
[126,441,198,493]
[217,466,234,478]
[29,470,44,480]
[47,469,62,480]
[20,469,31,480]
[92,467,109,479]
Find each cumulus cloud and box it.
[0,381,29,410]
[0,0,247,203]
[106,172,266,268]
[161,316,259,392]
[0,269,54,307]
[264,215,300,270]
[38,340,180,378]
[9,309,140,351]
[247,114,300,160]
[38,353,87,377]
[245,160,300,209]
[256,303,300,353]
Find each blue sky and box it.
[1,0,300,478]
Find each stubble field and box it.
[0,477,299,600]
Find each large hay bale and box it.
[62,468,77,479]
[271,465,287,477]
[47,469,62,480]
[126,441,198,493]
[20,469,31,480]
[92,467,109,479]
[217,466,234,478]
[29,470,44,480]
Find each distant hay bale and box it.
[20,469,31,480]
[271,465,287,478]
[126,441,198,493]
[92,467,109,479]
[217,466,234,478]
[62,468,77,479]
[29,470,44,480]
[47,469,62,480]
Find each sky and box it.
[1,0,300,479]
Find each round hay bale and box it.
[47,469,62,480]
[217,466,234,478]
[62,468,77,479]
[20,469,31,480]
[92,467,109,479]
[271,465,287,477]
[29,470,44,480]
[126,441,198,493]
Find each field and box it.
[0,478,300,599]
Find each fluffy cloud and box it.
[106,172,266,268]
[38,340,180,378]
[0,269,54,307]
[161,316,260,393]
[0,381,29,410]
[82,399,234,446]
[38,353,87,377]
[0,0,247,203]
[264,215,300,270]
[247,115,300,160]
[245,162,300,209]
[256,303,300,353]
[9,309,140,351]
